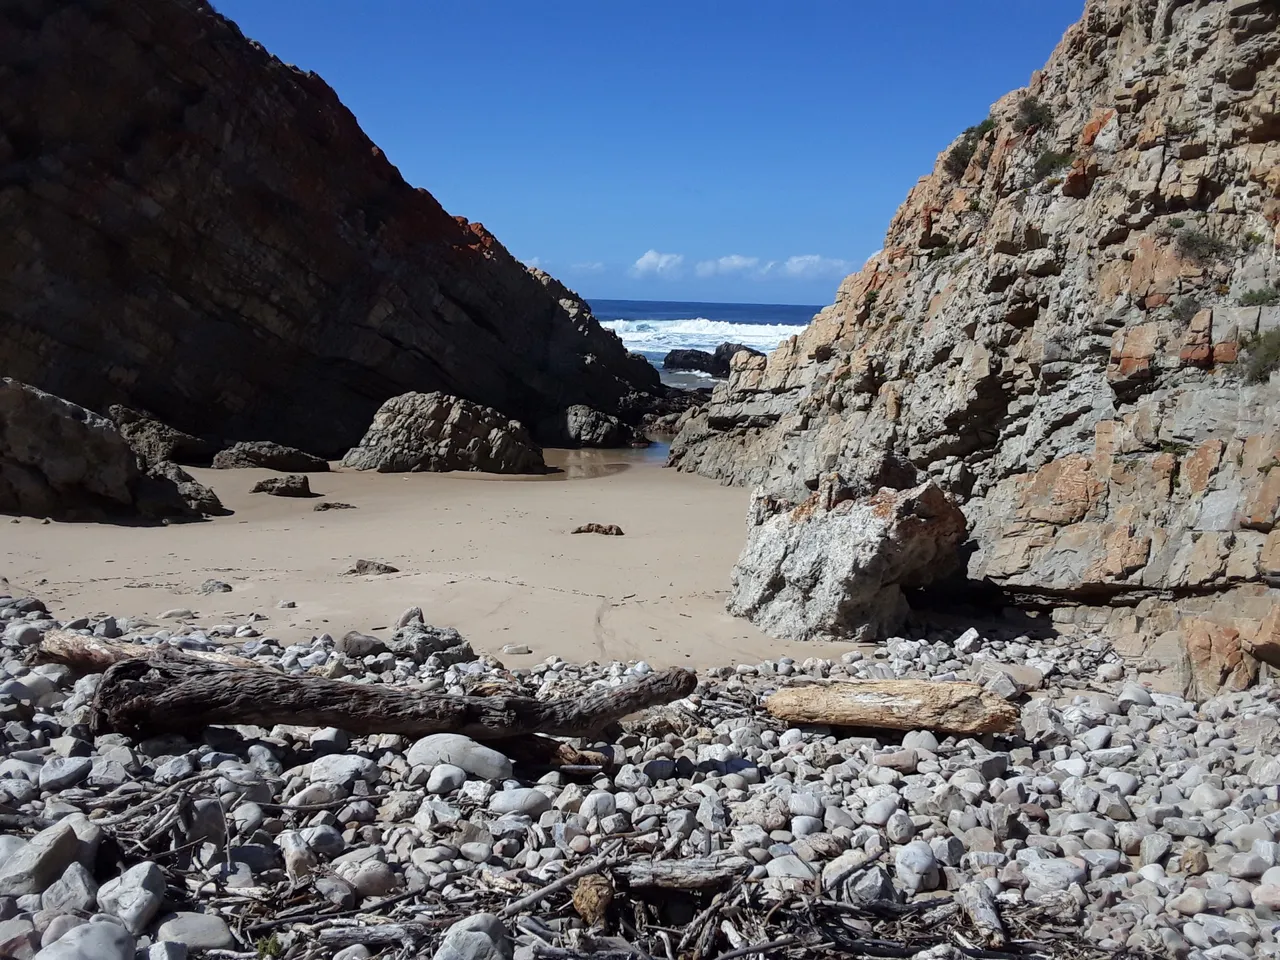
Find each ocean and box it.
[594,299,818,378]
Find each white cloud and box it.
[524,256,544,268]
[631,249,684,277]
[779,254,855,278]
[695,254,760,277]
[570,261,605,273]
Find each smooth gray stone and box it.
[32,921,136,960]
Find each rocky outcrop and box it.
[671,0,1280,694]
[109,406,217,467]
[537,405,632,448]
[212,442,329,473]
[250,475,313,497]
[340,392,546,474]
[729,478,966,642]
[0,379,217,521]
[144,460,224,517]
[664,349,719,375]
[1,0,659,458]
[664,343,764,378]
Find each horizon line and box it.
[586,295,825,309]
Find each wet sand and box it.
[3,448,853,668]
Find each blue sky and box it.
[213,1,1082,305]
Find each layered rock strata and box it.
[0,0,658,457]
[671,0,1280,693]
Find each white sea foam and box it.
[600,317,806,355]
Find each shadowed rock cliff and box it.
[672,0,1280,694]
[0,0,658,456]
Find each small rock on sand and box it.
[571,523,624,536]
[344,560,399,576]
[250,475,312,497]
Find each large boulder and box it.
[341,392,546,474]
[712,342,764,375]
[108,406,217,467]
[537,405,632,448]
[664,343,763,378]
[212,441,329,472]
[663,349,718,375]
[140,461,225,517]
[104,406,224,515]
[728,478,967,642]
[0,379,215,521]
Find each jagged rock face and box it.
[537,404,632,448]
[729,479,967,642]
[109,406,218,468]
[0,0,658,458]
[212,442,329,473]
[672,0,1280,693]
[340,392,546,474]
[143,460,224,517]
[665,343,765,378]
[0,378,216,520]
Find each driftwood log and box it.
[956,880,1008,948]
[613,856,750,890]
[33,633,698,741]
[30,629,265,671]
[765,679,1018,735]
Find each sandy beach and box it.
[3,446,853,669]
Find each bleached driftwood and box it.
[956,879,1007,947]
[765,679,1017,735]
[614,857,750,890]
[31,629,264,671]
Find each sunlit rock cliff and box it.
[671,0,1280,695]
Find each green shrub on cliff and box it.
[1014,97,1053,133]
[1176,227,1233,264]
[944,117,995,179]
[1243,329,1280,383]
[1033,150,1072,181]
[1240,287,1280,307]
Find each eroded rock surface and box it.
[1,0,659,457]
[341,392,545,475]
[108,406,217,467]
[664,342,764,378]
[213,442,329,473]
[0,379,216,521]
[729,479,967,642]
[536,404,632,448]
[670,0,1280,693]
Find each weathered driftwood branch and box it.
[956,880,1007,948]
[613,856,750,890]
[31,629,264,671]
[317,923,434,949]
[765,679,1017,735]
[80,649,695,741]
